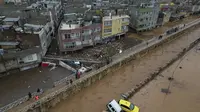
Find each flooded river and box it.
[49,27,200,112]
[130,44,200,112]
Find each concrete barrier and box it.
[5,18,200,112]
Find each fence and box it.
[0,91,43,112]
[1,17,200,112]
[53,73,76,87]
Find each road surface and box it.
[130,44,200,112]
[0,67,72,107]
[49,22,200,112]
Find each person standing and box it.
[37,88,40,93]
[35,95,39,100]
[28,92,32,99]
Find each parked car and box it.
[107,100,123,112]
[118,99,139,112]
[106,99,140,112]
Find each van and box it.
[107,100,123,112]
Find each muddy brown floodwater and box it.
[49,27,200,112]
[130,44,200,112]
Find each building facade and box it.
[129,3,160,32]
[92,0,110,9]
[157,3,172,26]
[0,25,42,74]
[0,1,57,74]
[58,13,102,52]
[102,15,129,42]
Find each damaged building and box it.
[157,2,173,26]
[0,0,62,74]
[58,9,102,53]
[58,5,130,53]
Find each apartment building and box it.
[58,13,102,53]
[157,3,173,26]
[92,0,110,9]
[26,0,63,29]
[129,3,160,32]
[0,2,56,74]
[102,14,129,42]
[0,25,42,73]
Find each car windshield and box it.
[130,103,135,110]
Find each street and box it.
[0,67,73,107]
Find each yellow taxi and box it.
[118,99,139,112]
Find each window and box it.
[95,27,101,32]
[130,104,135,110]
[140,18,143,22]
[121,26,127,31]
[71,33,74,37]
[139,24,144,28]
[104,29,112,33]
[27,55,33,60]
[95,35,100,40]
[64,42,75,48]
[108,104,116,112]
[65,34,71,39]
[76,33,80,36]
[121,104,130,110]
[122,18,129,22]
[104,21,112,26]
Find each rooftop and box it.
[3,17,20,22]
[60,23,80,30]
[0,4,28,17]
[0,42,19,46]
[103,15,129,21]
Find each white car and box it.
[107,100,123,112]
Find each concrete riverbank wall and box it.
[7,19,200,112]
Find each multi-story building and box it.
[58,13,102,53]
[0,2,56,74]
[102,14,129,42]
[157,3,173,26]
[129,3,160,32]
[92,0,110,9]
[0,24,42,73]
[26,0,63,29]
